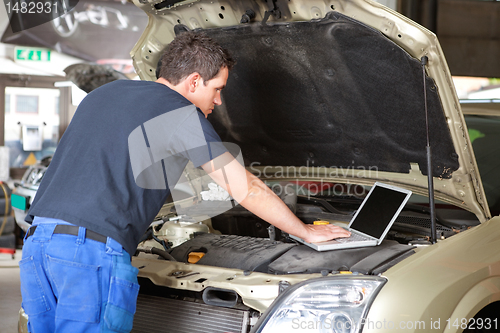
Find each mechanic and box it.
[20,31,350,333]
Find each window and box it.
[4,94,10,113]
[4,87,60,167]
[453,77,500,100]
[16,95,39,113]
[55,96,60,114]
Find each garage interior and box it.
[0,0,499,332]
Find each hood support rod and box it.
[421,56,437,244]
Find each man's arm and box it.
[201,152,350,243]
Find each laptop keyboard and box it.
[335,232,371,243]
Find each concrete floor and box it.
[0,249,22,333]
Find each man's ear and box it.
[187,72,202,93]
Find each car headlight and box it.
[252,276,386,333]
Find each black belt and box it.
[26,225,108,244]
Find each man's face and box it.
[191,66,229,117]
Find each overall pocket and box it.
[46,255,102,323]
[19,256,51,316]
[104,261,140,332]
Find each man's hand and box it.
[202,152,351,244]
[302,224,351,243]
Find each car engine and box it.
[131,183,479,333]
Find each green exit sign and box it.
[15,47,51,62]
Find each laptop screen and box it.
[350,185,410,239]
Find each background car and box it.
[461,99,500,216]
[11,155,51,233]
[2,0,148,64]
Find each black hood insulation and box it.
[200,12,459,178]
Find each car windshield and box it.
[464,114,500,215]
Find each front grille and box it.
[132,294,250,333]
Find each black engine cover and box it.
[169,233,415,275]
[168,233,296,273]
[268,240,415,275]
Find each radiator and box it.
[132,294,250,333]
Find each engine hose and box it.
[151,247,177,261]
[152,233,170,251]
[138,228,171,252]
[136,246,177,262]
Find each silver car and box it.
[12,156,52,233]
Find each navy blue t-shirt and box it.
[27,80,226,255]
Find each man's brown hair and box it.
[158,31,235,85]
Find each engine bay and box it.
[136,182,480,275]
[132,183,481,333]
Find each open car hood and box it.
[130,0,490,222]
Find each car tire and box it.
[0,198,12,215]
[0,185,12,198]
[0,233,16,249]
[0,216,16,235]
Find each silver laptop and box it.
[291,182,412,251]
